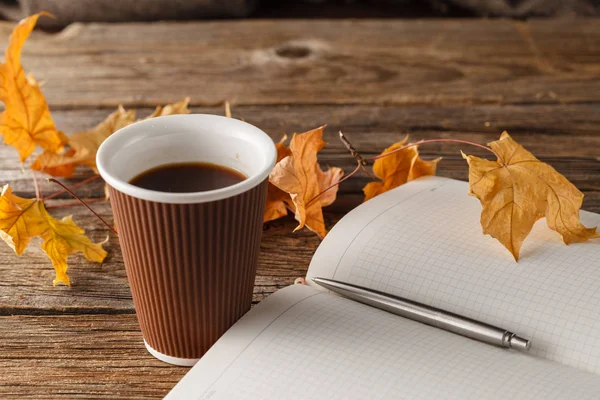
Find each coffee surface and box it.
[129,162,246,193]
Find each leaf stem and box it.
[30,169,41,200]
[338,131,378,180]
[366,139,502,163]
[43,175,101,201]
[306,162,361,207]
[339,131,366,166]
[360,163,377,181]
[47,178,117,235]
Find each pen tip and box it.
[510,335,531,351]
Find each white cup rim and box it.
[96,114,277,204]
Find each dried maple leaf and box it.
[31,106,134,177]
[268,126,343,237]
[0,13,66,162]
[264,135,292,223]
[145,97,190,119]
[32,98,190,177]
[0,185,107,285]
[363,137,440,202]
[463,131,598,260]
[316,164,344,208]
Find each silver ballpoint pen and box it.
[312,277,531,351]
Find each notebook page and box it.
[167,284,600,400]
[307,177,600,374]
[167,284,323,399]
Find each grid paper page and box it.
[307,177,600,374]
[168,285,600,400]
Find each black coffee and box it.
[129,162,246,193]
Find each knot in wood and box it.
[275,44,312,59]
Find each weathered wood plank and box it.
[3,104,599,198]
[5,153,598,202]
[0,19,598,107]
[0,314,184,399]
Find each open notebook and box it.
[167,177,600,399]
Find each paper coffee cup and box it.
[97,114,277,366]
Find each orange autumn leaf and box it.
[32,97,190,177]
[463,132,599,260]
[268,126,343,237]
[0,185,107,285]
[363,137,440,202]
[0,13,66,162]
[316,164,343,208]
[264,135,292,223]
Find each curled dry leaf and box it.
[363,137,440,202]
[316,163,344,208]
[268,126,343,237]
[145,97,191,119]
[0,185,107,285]
[463,131,598,260]
[32,106,135,177]
[264,135,292,223]
[32,97,190,177]
[0,13,66,162]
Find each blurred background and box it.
[0,0,598,29]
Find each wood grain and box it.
[0,314,184,399]
[0,19,598,108]
[0,18,598,398]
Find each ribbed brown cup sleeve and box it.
[108,179,268,359]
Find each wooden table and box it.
[0,18,598,398]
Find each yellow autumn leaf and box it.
[0,13,66,162]
[463,131,598,260]
[0,186,43,255]
[363,137,440,202]
[0,185,107,285]
[31,97,190,177]
[268,126,343,237]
